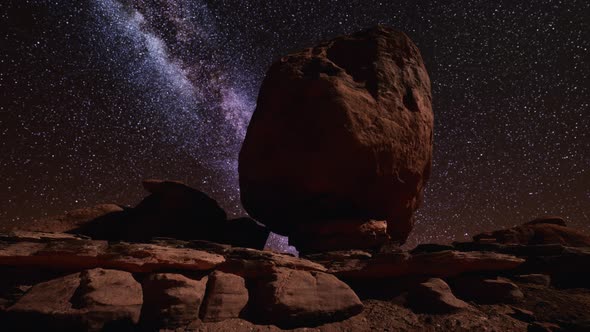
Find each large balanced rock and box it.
[239,25,433,251]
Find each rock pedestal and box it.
[239,25,433,252]
[289,219,389,254]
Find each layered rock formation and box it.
[1,218,590,331]
[239,25,433,252]
[0,233,360,330]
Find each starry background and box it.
[1,0,588,250]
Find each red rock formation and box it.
[251,267,363,328]
[140,273,208,329]
[407,278,470,313]
[201,271,249,322]
[473,216,590,247]
[5,268,142,331]
[239,25,433,250]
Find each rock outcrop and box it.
[140,273,208,329]
[473,216,590,247]
[5,268,142,331]
[15,180,270,250]
[306,249,525,279]
[251,267,363,328]
[0,232,360,329]
[239,25,433,251]
[71,180,270,249]
[406,278,470,313]
[200,271,249,322]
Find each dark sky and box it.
[1,0,588,249]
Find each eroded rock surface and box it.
[6,268,142,331]
[251,267,363,328]
[201,271,249,322]
[140,273,208,329]
[407,278,470,313]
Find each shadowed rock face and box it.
[473,216,590,247]
[239,25,433,247]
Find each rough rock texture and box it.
[219,247,327,278]
[2,221,590,331]
[201,271,249,322]
[239,25,433,248]
[307,249,525,279]
[0,235,225,272]
[5,268,142,331]
[251,267,364,328]
[473,217,590,247]
[140,273,208,329]
[407,278,469,313]
[451,276,524,304]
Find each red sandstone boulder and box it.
[201,271,249,322]
[407,278,470,314]
[5,268,142,331]
[239,25,433,248]
[251,267,363,328]
[140,273,208,329]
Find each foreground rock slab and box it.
[308,249,525,279]
[140,273,208,329]
[6,268,142,331]
[0,235,225,273]
[201,271,249,322]
[251,267,363,328]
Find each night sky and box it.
[1,0,588,250]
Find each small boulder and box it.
[406,278,469,314]
[140,273,208,329]
[6,268,142,331]
[251,267,363,328]
[200,271,249,322]
[451,276,524,304]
